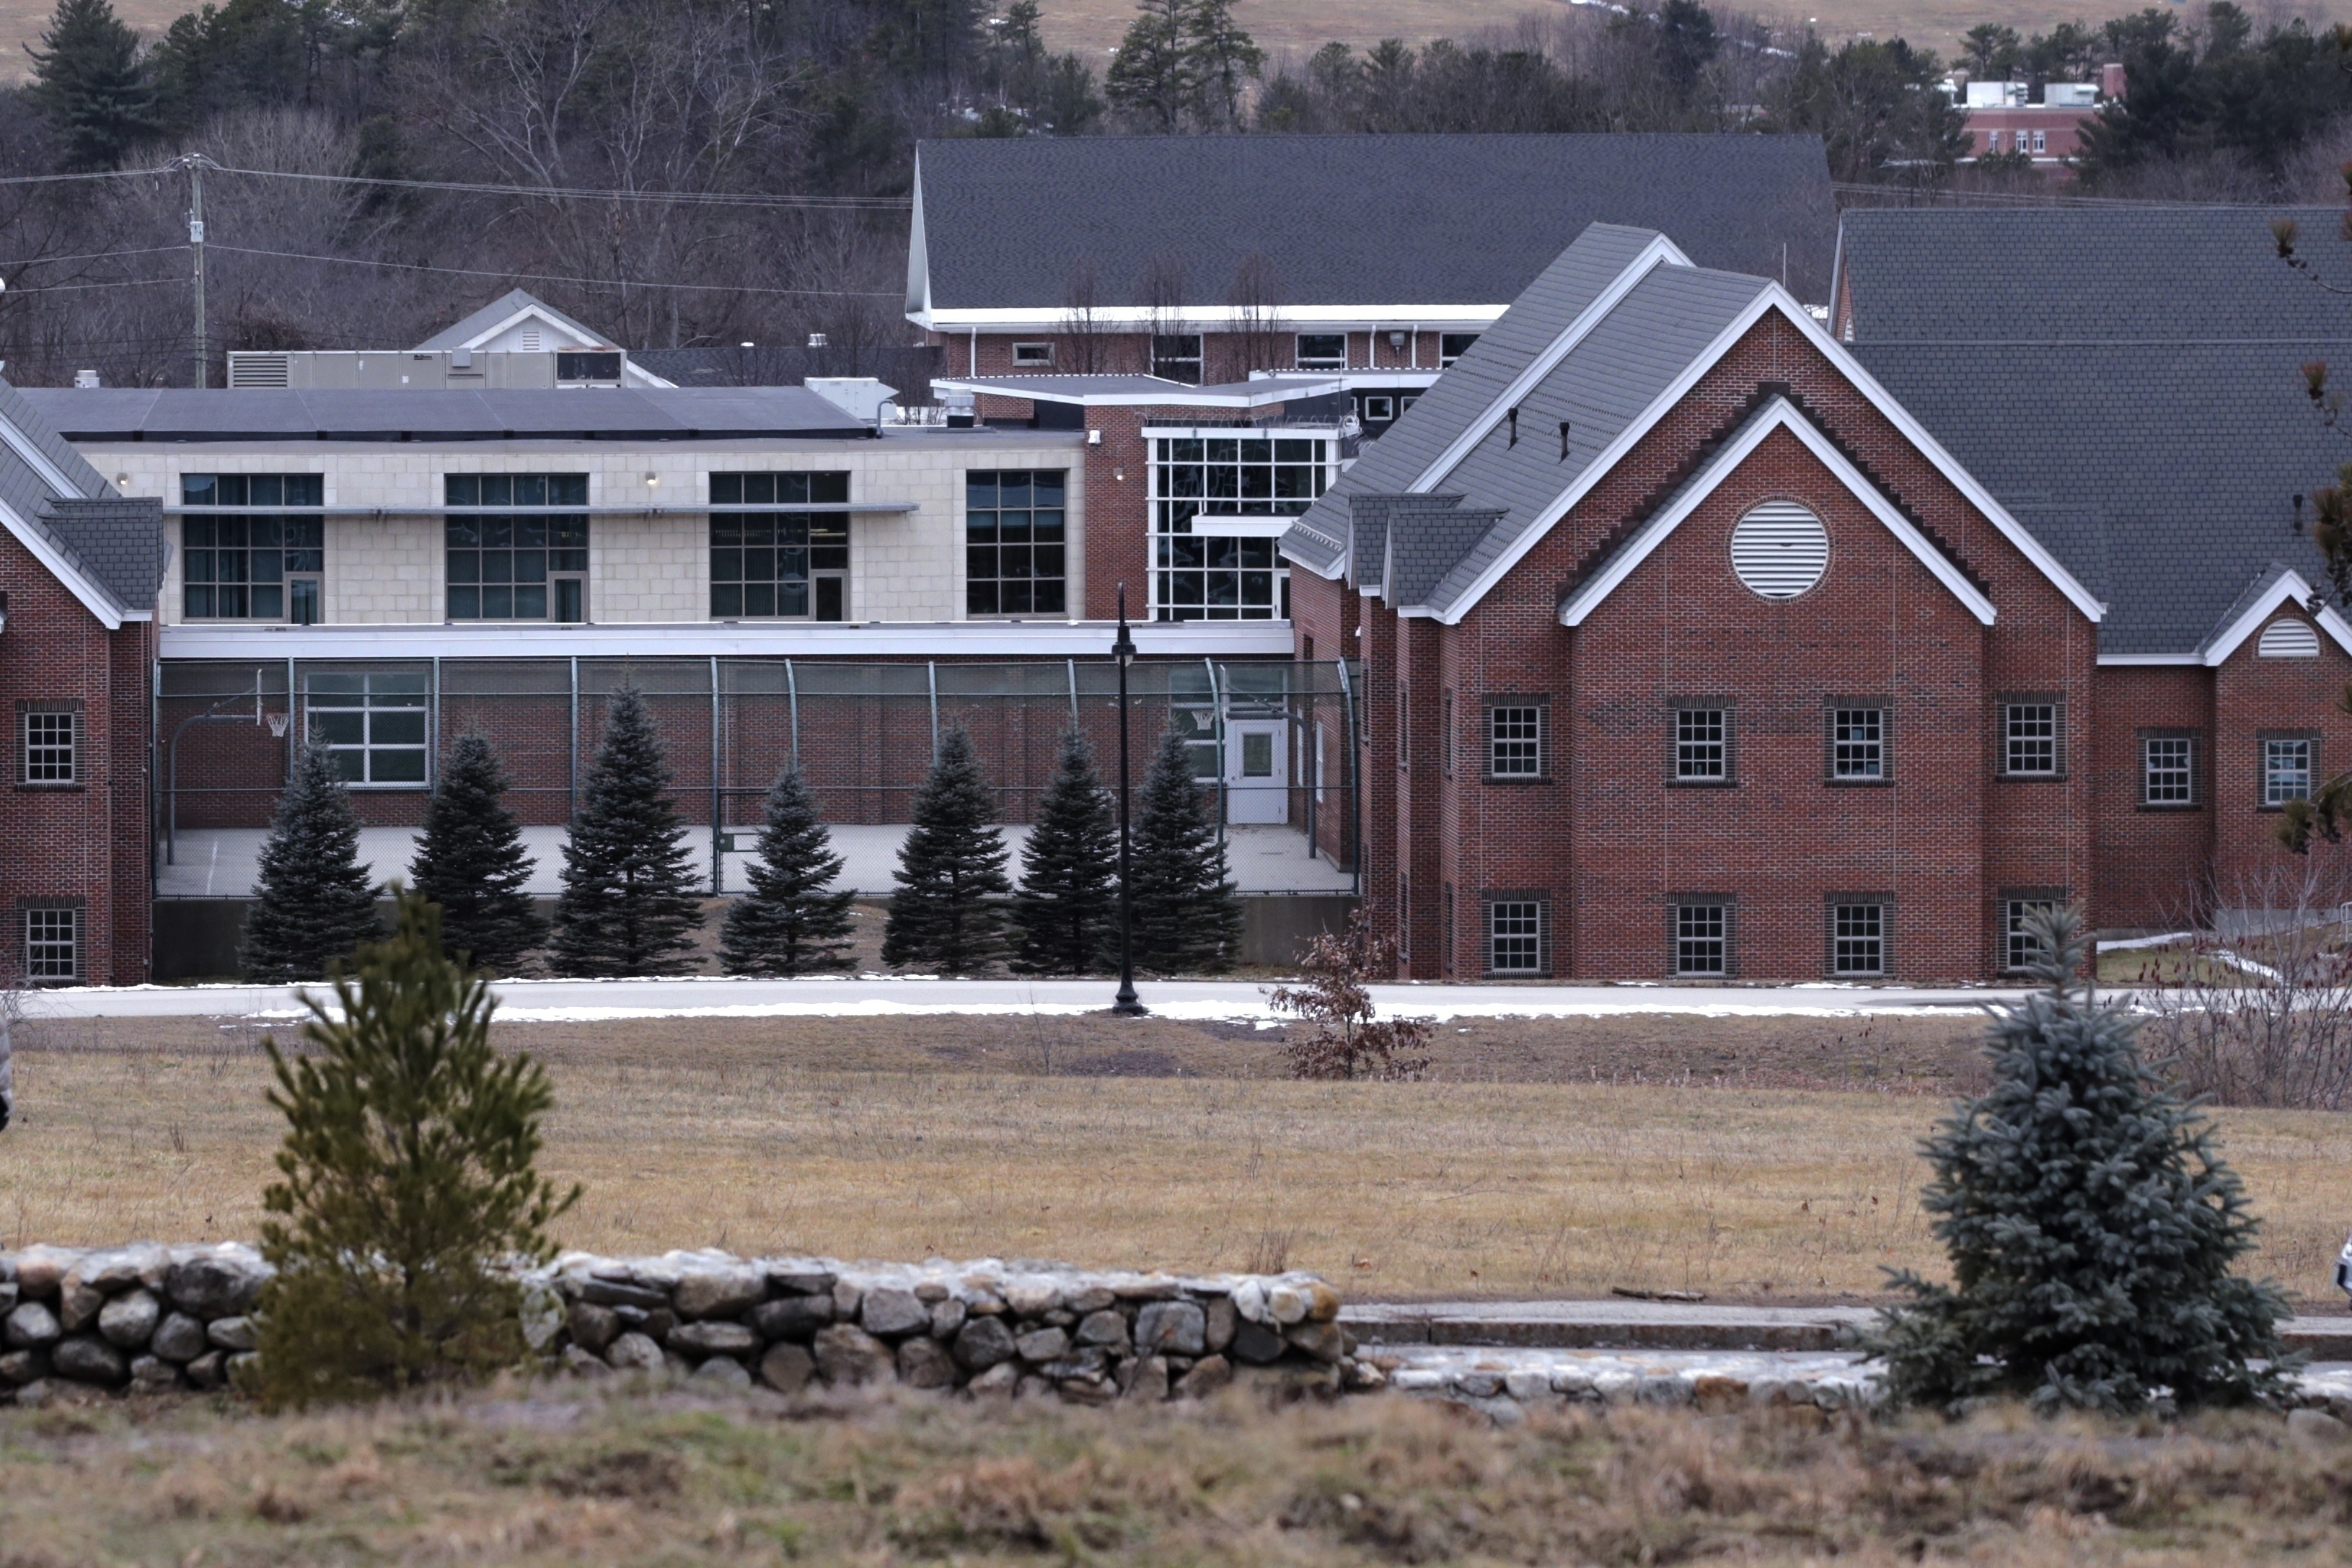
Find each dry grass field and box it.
[9,1379,2352,1566]
[6,1009,2348,1307]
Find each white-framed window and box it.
[307,671,429,786]
[24,905,77,983]
[2032,131,2048,153]
[1831,708,1883,780]
[1011,341,1054,367]
[1488,899,1543,974]
[1439,332,1479,366]
[1674,902,1727,976]
[2264,737,2313,806]
[2003,897,2059,972]
[1148,433,1325,621]
[2143,736,2195,805]
[1488,702,1543,778]
[1987,131,2005,153]
[1361,395,1396,423]
[1294,332,1346,369]
[1832,902,1885,977]
[20,708,75,785]
[1150,333,1202,383]
[2003,702,2059,775]
[1675,708,1727,780]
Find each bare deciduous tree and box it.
[1269,912,1432,1082]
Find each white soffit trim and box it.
[0,494,126,627]
[1409,233,1692,495]
[2198,569,2352,664]
[2096,652,2202,666]
[1558,399,1996,628]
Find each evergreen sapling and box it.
[1856,906,2294,1414]
[1010,728,1118,974]
[882,728,1011,975]
[1129,726,1243,974]
[409,733,545,972]
[550,687,704,977]
[719,766,856,976]
[242,737,381,982]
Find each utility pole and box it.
[184,155,207,389]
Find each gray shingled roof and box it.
[1287,224,1772,616]
[413,289,616,352]
[0,379,160,618]
[24,387,871,441]
[916,136,1837,313]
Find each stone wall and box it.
[0,1244,1382,1407]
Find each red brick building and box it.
[1282,220,2317,981]
[0,382,164,985]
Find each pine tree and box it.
[1856,907,2294,1415]
[1129,726,1243,974]
[25,0,156,170]
[252,891,578,1408]
[550,687,703,977]
[1010,729,1117,974]
[409,734,545,974]
[882,728,1011,975]
[719,766,856,977]
[242,738,380,982]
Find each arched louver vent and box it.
[2258,617,2322,659]
[1730,501,1829,599]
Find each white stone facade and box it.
[89,433,1086,628]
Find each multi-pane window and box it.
[445,474,588,622]
[1440,332,1480,366]
[1149,435,1326,620]
[965,470,1066,617]
[22,709,74,784]
[2265,738,2313,807]
[1675,708,1727,780]
[1295,333,1346,369]
[180,474,324,622]
[1832,708,1884,780]
[1151,334,1202,383]
[712,472,850,621]
[2144,736,2195,805]
[554,351,622,382]
[1833,903,1885,977]
[1489,704,1543,778]
[2003,702,2059,775]
[24,906,76,982]
[307,672,428,785]
[1675,903,1727,976]
[1489,900,1543,974]
[2004,898,2058,972]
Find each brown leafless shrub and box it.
[1269,912,1431,1082]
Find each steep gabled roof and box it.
[2195,563,2352,664]
[413,289,615,352]
[910,135,1838,320]
[0,379,159,625]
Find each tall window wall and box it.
[445,474,588,622]
[965,470,1066,617]
[710,472,850,621]
[1148,433,1328,620]
[181,475,324,623]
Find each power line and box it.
[0,166,174,188]
[0,245,190,269]
[208,164,912,211]
[208,242,902,297]
[9,276,185,294]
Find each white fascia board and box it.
[2198,569,2352,664]
[623,360,677,390]
[462,305,602,353]
[158,619,1296,661]
[1183,517,1297,538]
[1556,398,1996,630]
[1282,521,1349,580]
[1409,234,1693,495]
[906,155,931,327]
[0,493,128,627]
[0,414,90,498]
[933,379,1342,410]
[920,304,1507,332]
[2097,653,2203,666]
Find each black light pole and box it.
[1111,583,1146,1016]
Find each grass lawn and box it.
[7,1010,2349,1307]
[7,1379,2352,1566]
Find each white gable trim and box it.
[0,415,86,498]
[459,304,607,353]
[1558,398,1996,629]
[0,493,130,627]
[1430,285,2106,627]
[2199,570,2352,665]
[1407,233,1691,494]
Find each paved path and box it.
[21,975,2045,1021]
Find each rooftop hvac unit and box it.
[228,353,291,388]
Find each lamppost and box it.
[1111,583,1147,1017]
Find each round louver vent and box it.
[1730,501,1829,599]
[2258,617,2321,659]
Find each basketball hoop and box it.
[265,712,289,739]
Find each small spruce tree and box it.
[1010,728,1118,974]
[719,766,857,976]
[550,687,704,977]
[252,891,579,1408]
[25,0,156,170]
[1857,907,2295,1415]
[409,733,545,973]
[1129,726,1243,974]
[882,728,1011,975]
[242,738,380,982]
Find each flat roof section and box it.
[21,387,874,443]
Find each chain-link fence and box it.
[157,656,1362,887]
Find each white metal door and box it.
[1225,720,1288,824]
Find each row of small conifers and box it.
[0,1244,1384,1406]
